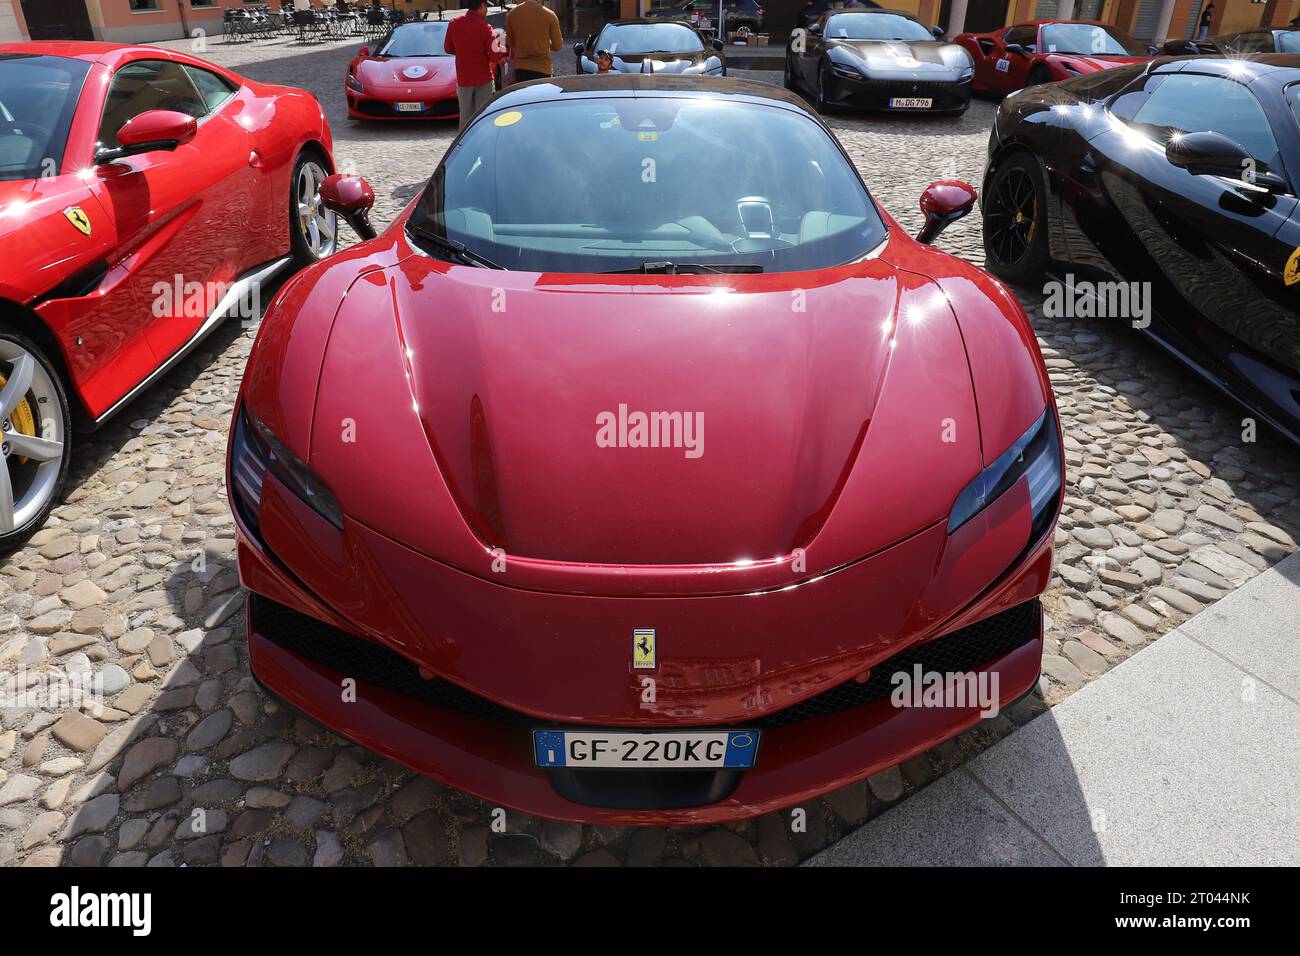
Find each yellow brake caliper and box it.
[0,370,36,465]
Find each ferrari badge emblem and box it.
[1285,247,1300,286]
[64,206,92,237]
[633,628,656,669]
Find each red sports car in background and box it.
[230,76,1063,824]
[346,19,461,121]
[0,41,337,550]
[955,19,1151,94]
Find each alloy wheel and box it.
[296,159,339,260]
[985,167,1038,265]
[0,339,66,536]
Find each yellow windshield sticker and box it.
[494,111,523,127]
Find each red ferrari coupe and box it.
[230,76,1063,825]
[346,19,461,121]
[0,42,336,550]
[955,19,1150,94]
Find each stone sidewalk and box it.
[808,551,1300,866]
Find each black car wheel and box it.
[815,63,831,113]
[983,152,1049,282]
[783,51,797,91]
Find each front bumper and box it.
[234,475,1052,825]
[346,91,459,120]
[825,73,972,113]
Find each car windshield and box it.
[0,54,90,182]
[1278,30,1300,52]
[823,13,931,41]
[1040,24,1144,56]
[376,21,451,57]
[597,23,704,54]
[412,96,885,274]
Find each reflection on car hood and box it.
[827,38,971,74]
[580,52,721,74]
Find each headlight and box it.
[947,409,1061,540]
[231,405,344,533]
[830,62,862,79]
[346,73,365,93]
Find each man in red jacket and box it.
[443,0,505,128]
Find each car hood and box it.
[581,52,720,74]
[1044,53,1147,72]
[827,38,971,73]
[310,256,949,570]
[353,56,457,89]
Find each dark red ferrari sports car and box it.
[955,19,1150,94]
[230,76,1063,824]
[0,41,337,550]
[346,19,461,121]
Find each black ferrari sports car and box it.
[981,54,1300,444]
[1162,28,1300,56]
[574,19,725,75]
[784,9,973,115]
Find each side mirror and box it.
[574,42,585,56]
[1146,44,1158,55]
[1166,132,1285,192]
[916,180,976,244]
[359,45,370,56]
[1004,42,1026,56]
[319,173,377,240]
[712,38,725,51]
[96,109,197,164]
[931,26,944,39]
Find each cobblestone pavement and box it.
[2,33,1297,868]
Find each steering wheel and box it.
[0,119,54,142]
[733,195,794,253]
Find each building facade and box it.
[0,0,1296,46]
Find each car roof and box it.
[601,18,698,26]
[484,73,817,117]
[1152,52,1300,83]
[0,40,150,62]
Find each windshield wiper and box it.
[602,261,764,275]
[407,225,504,269]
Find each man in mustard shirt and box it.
[505,0,564,83]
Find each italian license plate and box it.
[889,97,932,109]
[533,729,760,770]
[396,102,424,112]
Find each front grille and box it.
[355,98,457,118]
[752,598,1040,727]
[251,594,525,725]
[252,594,1040,730]
[855,79,968,96]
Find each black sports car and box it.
[1162,29,1300,56]
[575,19,726,76]
[784,9,972,115]
[981,54,1300,444]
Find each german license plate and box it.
[396,102,424,112]
[889,97,932,108]
[533,729,760,769]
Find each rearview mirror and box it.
[574,42,585,56]
[1166,132,1285,192]
[319,173,377,241]
[359,46,370,57]
[931,26,945,39]
[713,38,725,52]
[96,109,197,164]
[916,180,977,244]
